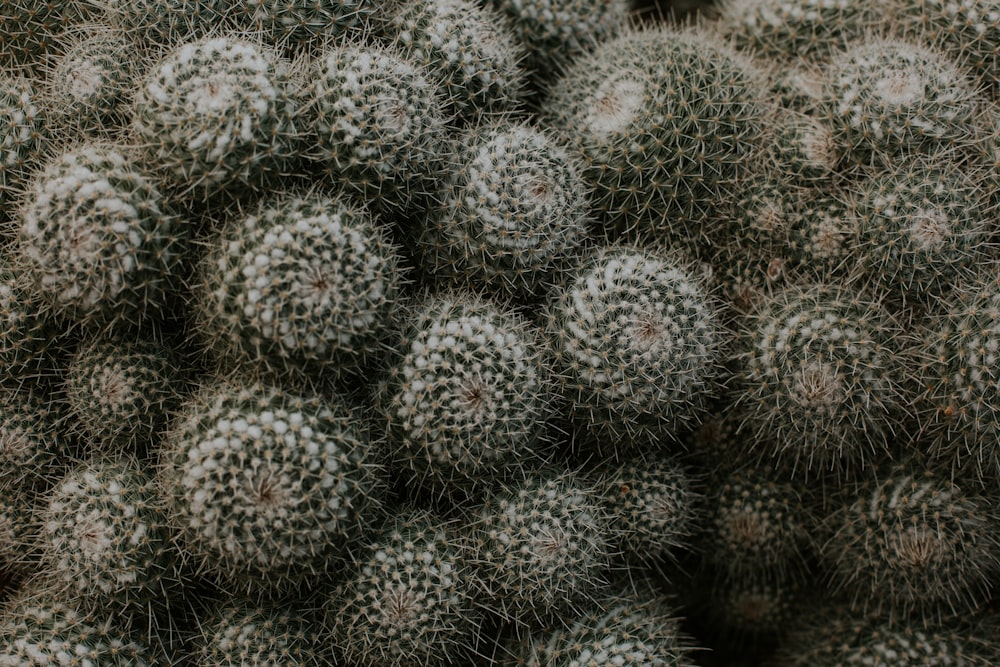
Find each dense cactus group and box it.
[5,0,1000,665]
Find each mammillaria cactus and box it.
[0,386,70,496]
[0,1,90,71]
[132,33,300,199]
[90,0,227,45]
[194,190,404,388]
[15,143,185,330]
[232,0,372,48]
[158,380,388,593]
[377,291,555,496]
[302,40,450,214]
[0,74,45,223]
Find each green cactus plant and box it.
[0,73,45,224]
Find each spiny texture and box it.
[735,283,903,475]
[15,144,185,329]
[771,110,840,182]
[822,461,1000,620]
[303,40,449,213]
[695,571,800,644]
[232,0,372,47]
[821,37,983,168]
[159,380,388,593]
[0,386,70,496]
[418,119,591,299]
[0,265,60,381]
[786,193,859,281]
[377,292,554,496]
[0,74,44,222]
[40,457,182,616]
[325,507,484,667]
[851,154,996,304]
[132,34,300,199]
[190,598,328,666]
[546,245,723,453]
[0,1,89,70]
[470,468,611,624]
[384,0,526,122]
[92,0,228,45]
[64,334,184,453]
[195,190,404,387]
[542,26,770,245]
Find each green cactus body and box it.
[303,41,449,213]
[786,192,859,281]
[0,74,45,223]
[191,598,327,666]
[542,26,769,245]
[159,380,387,593]
[15,144,185,329]
[378,292,554,496]
[40,458,181,616]
[851,155,996,304]
[0,267,61,381]
[736,283,902,475]
[233,0,372,48]
[418,119,591,299]
[821,37,983,169]
[195,190,404,387]
[43,25,136,139]
[64,334,183,453]
[772,110,840,182]
[546,245,722,453]
[0,386,69,496]
[385,0,526,122]
[132,34,300,198]
[0,1,89,71]
[0,490,40,577]
[717,0,880,62]
[823,461,1000,620]
[325,507,484,667]
[696,570,800,644]
[470,468,610,624]
[94,0,229,47]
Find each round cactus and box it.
[546,244,723,453]
[93,0,229,47]
[382,0,526,122]
[0,265,62,382]
[377,291,554,496]
[0,386,70,497]
[132,34,300,199]
[418,119,592,299]
[734,283,904,475]
[694,570,801,645]
[469,467,611,624]
[39,457,182,616]
[15,143,185,330]
[0,1,90,71]
[190,597,328,666]
[302,40,449,213]
[0,74,45,223]
[785,192,859,282]
[542,25,770,246]
[63,333,184,453]
[822,460,1000,620]
[820,36,984,169]
[325,507,484,667]
[159,379,388,593]
[232,0,372,48]
[194,190,404,387]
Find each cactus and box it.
[821,460,1000,621]
[64,333,184,454]
[325,506,484,667]
[0,266,62,382]
[417,119,592,299]
[786,192,859,281]
[734,283,904,475]
[194,189,404,388]
[469,467,611,624]
[15,143,185,330]
[39,457,182,616]
[232,0,372,48]
[0,385,70,497]
[546,244,723,453]
[542,25,770,246]
[0,74,45,224]
[158,379,388,593]
[377,291,554,496]
[0,1,90,71]
[381,0,526,122]
[302,40,449,214]
[92,0,229,47]
[132,33,301,199]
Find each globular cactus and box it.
[821,460,1000,621]
[771,110,840,183]
[0,267,62,383]
[377,291,554,497]
[132,33,301,199]
[786,192,859,282]
[324,507,484,667]
[820,36,984,169]
[546,244,723,454]
[692,570,802,645]
[542,25,770,246]
[381,0,526,122]
[190,597,328,666]
[0,1,90,71]
[91,0,229,47]
[63,333,184,454]
[39,457,182,616]
[0,386,70,497]
[232,0,372,48]
[0,74,45,223]
[302,40,449,214]
[417,119,592,300]
[468,467,611,624]
[194,189,404,388]
[158,379,388,594]
[15,143,185,330]
[734,283,904,475]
